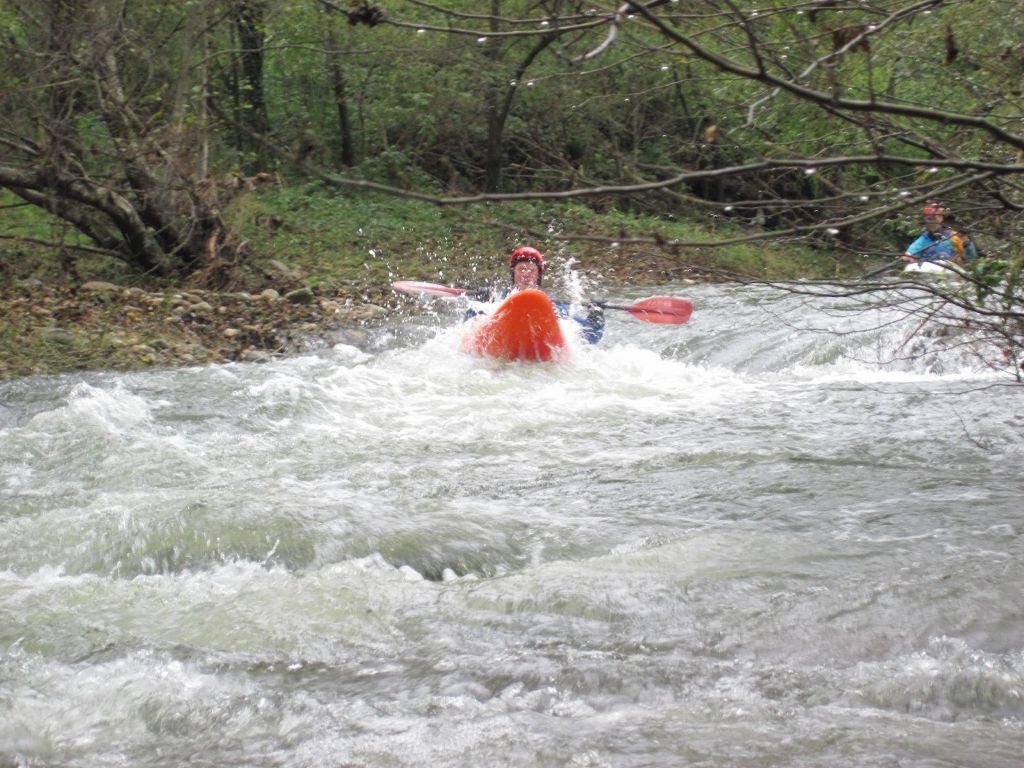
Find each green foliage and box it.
[218,184,846,292]
[2,0,1023,284]
[968,255,1024,307]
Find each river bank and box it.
[0,245,714,380]
[0,279,385,381]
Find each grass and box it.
[3,184,857,292]
[225,184,857,292]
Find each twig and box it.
[897,301,946,353]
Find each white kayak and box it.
[903,260,967,278]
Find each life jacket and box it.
[949,232,966,260]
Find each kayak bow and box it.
[460,289,568,362]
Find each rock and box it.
[108,333,140,347]
[259,289,280,301]
[329,327,369,346]
[347,304,389,321]
[39,327,75,345]
[81,281,120,293]
[268,260,301,280]
[241,349,273,363]
[284,287,316,304]
[189,301,214,313]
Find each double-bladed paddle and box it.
[392,281,693,325]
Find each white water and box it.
[1,283,1022,767]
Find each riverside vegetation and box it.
[0,184,854,381]
[4,3,1022,380]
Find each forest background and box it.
[1,0,1023,379]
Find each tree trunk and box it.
[483,1,504,192]
[230,0,271,171]
[482,3,557,193]
[324,7,356,167]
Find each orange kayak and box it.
[461,289,568,362]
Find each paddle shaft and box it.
[859,258,904,279]
[393,281,692,324]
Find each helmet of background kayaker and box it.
[921,201,947,234]
[509,246,546,289]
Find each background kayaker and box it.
[902,201,977,265]
[466,246,605,343]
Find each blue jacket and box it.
[905,228,977,262]
[554,300,605,344]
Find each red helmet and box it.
[922,201,945,216]
[509,246,545,272]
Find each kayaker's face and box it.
[923,213,943,233]
[513,261,540,289]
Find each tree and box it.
[228,0,273,170]
[321,3,357,167]
[335,1,1022,247]
[0,1,256,284]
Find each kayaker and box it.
[902,201,977,265]
[510,245,546,290]
[467,246,605,343]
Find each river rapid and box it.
[1,282,1022,768]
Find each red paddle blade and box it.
[625,296,693,324]
[392,281,468,298]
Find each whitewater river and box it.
[1,282,1022,767]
